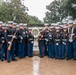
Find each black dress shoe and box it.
[12,59,17,61]
[29,56,33,57]
[23,56,26,58]
[19,57,22,59]
[55,58,58,59]
[66,58,69,60]
[40,56,44,58]
[48,56,51,58]
[7,61,10,63]
[1,60,4,61]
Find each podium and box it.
[33,41,39,56]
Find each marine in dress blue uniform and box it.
[38,28,45,58]
[43,23,49,56]
[7,21,17,63]
[23,24,29,56]
[61,26,69,59]
[16,24,26,59]
[68,20,75,59]
[27,28,34,57]
[11,23,17,61]
[54,26,62,59]
[0,22,6,61]
[47,26,54,58]
[72,20,76,60]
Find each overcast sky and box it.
[24,0,54,21]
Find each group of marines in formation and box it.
[0,20,76,63]
[38,20,76,60]
[0,21,34,63]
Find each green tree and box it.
[28,15,43,24]
[0,0,28,23]
[65,0,76,19]
[44,0,69,23]
[0,0,43,24]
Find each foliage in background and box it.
[28,15,43,24]
[44,0,76,23]
[0,0,43,24]
[65,0,76,19]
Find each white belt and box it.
[8,35,12,37]
[30,39,33,40]
[62,39,67,41]
[55,39,60,41]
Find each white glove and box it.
[2,37,4,39]
[23,32,25,34]
[49,35,52,37]
[72,34,75,36]
[31,41,34,43]
[30,39,33,41]
[26,31,28,33]
[63,42,66,45]
[27,35,29,37]
[20,36,23,40]
[8,42,11,45]
[45,39,48,41]
[13,36,16,38]
[69,39,73,42]
[56,43,59,46]
[2,40,4,43]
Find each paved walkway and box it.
[0,56,76,75]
